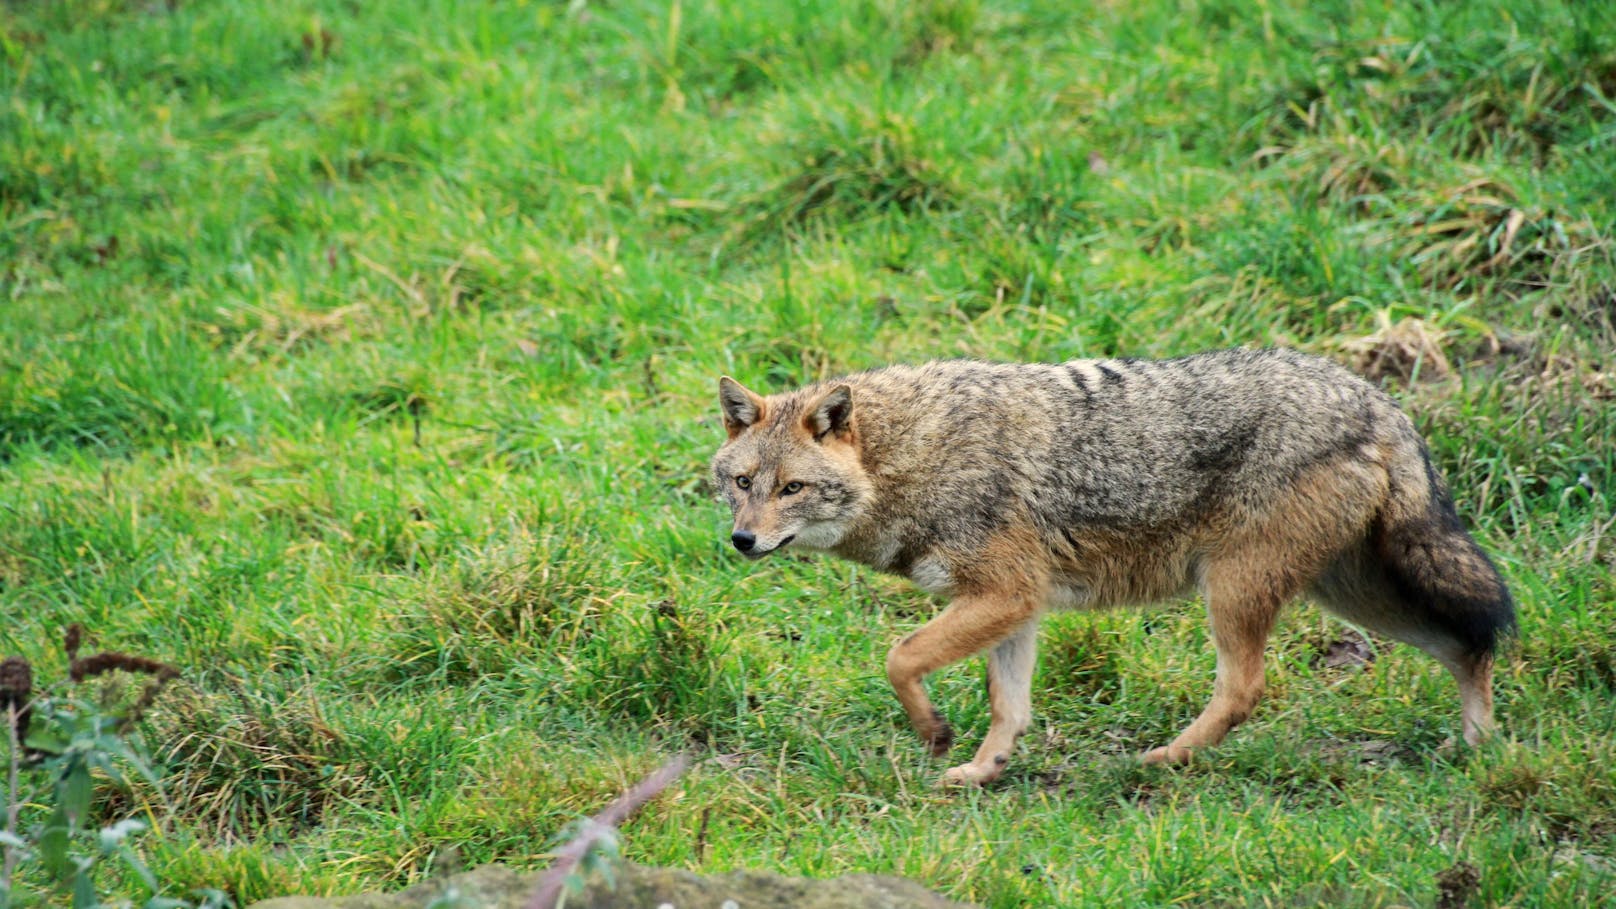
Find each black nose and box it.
[731,530,756,552]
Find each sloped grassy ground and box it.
[2,1,1614,906]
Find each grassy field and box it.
[3,0,1615,905]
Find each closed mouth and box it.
[745,534,796,559]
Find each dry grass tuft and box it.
[733,108,955,243]
[1254,130,1413,210]
[142,684,355,839]
[1364,172,1609,291]
[1342,313,1452,383]
[199,301,373,358]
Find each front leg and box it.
[885,591,1041,785]
[941,618,1039,786]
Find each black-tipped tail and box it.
[1376,480,1515,658]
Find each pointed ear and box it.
[718,376,765,438]
[803,384,854,442]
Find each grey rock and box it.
[249,862,978,909]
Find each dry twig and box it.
[526,754,690,909]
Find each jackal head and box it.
[709,376,874,559]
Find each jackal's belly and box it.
[1048,537,1203,611]
[1047,573,1198,612]
[1047,582,1095,611]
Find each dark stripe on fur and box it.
[1063,364,1094,403]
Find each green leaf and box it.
[23,724,70,756]
[87,749,132,788]
[99,818,149,852]
[193,887,235,909]
[72,868,100,909]
[59,760,93,828]
[117,840,160,894]
[99,735,161,788]
[38,818,71,879]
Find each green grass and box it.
[3,0,1614,906]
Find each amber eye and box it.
[782,481,803,495]
[735,475,752,490]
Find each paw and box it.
[1140,744,1192,765]
[938,761,1002,788]
[918,710,954,757]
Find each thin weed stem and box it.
[3,702,21,895]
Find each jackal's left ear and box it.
[719,376,765,438]
[804,384,854,442]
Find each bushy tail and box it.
[1375,449,1516,658]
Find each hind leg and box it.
[1356,623,1496,746]
[1143,560,1290,764]
[1402,625,1498,746]
[1141,460,1388,764]
[1439,650,1495,745]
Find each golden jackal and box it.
[710,348,1514,785]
